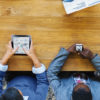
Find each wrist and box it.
[33,62,41,68]
[1,57,9,65]
[89,54,95,60]
[32,58,41,68]
[31,55,41,68]
[66,49,71,53]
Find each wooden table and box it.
[0,0,100,71]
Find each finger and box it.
[13,47,19,53]
[72,44,77,53]
[73,44,76,48]
[78,52,83,56]
[8,41,13,49]
[83,48,89,51]
[15,46,19,51]
[31,41,33,45]
[82,47,88,51]
[79,50,84,54]
[23,47,26,53]
[30,41,33,48]
[9,41,12,46]
[79,51,86,58]
[23,47,29,54]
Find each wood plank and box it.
[0,0,100,17]
[0,30,99,71]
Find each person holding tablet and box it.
[0,41,49,100]
[47,44,100,100]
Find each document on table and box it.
[63,0,100,14]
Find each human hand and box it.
[67,44,76,53]
[23,41,35,59]
[1,41,19,65]
[79,48,94,60]
[23,41,41,68]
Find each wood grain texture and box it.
[0,0,100,71]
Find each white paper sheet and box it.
[63,0,100,14]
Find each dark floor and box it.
[5,71,100,81]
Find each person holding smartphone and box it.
[0,41,49,100]
[47,44,100,100]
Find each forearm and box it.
[1,52,12,65]
[31,54,41,67]
[47,48,70,82]
[91,54,100,71]
[1,55,10,65]
[27,48,46,74]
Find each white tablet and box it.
[12,35,31,55]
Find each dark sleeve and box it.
[0,71,6,95]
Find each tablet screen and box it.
[12,35,31,55]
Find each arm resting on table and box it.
[91,54,100,71]
[47,48,70,90]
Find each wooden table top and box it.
[0,0,100,71]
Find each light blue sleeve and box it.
[47,48,70,91]
[91,54,100,71]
